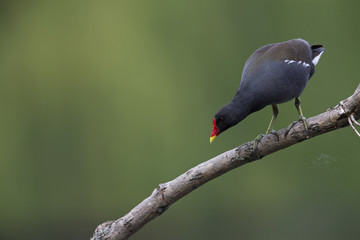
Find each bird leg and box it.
[265,104,279,136]
[285,97,309,137]
[295,97,308,132]
[253,104,279,157]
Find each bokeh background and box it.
[1,1,359,239]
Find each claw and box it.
[285,121,297,137]
[252,134,265,158]
[285,117,309,138]
[269,130,280,141]
[252,131,279,158]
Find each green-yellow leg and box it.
[253,104,279,155]
[295,97,308,133]
[285,97,309,137]
[265,104,279,134]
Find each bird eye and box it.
[219,117,225,122]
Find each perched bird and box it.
[210,38,325,144]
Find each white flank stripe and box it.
[284,59,310,68]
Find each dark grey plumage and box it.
[210,39,325,140]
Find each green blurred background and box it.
[1,1,359,239]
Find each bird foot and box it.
[269,129,280,141]
[285,117,309,138]
[252,134,265,158]
[252,130,279,158]
[285,121,297,137]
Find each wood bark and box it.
[91,84,360,240]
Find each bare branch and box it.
[91,84,360,240]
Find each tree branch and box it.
[91,84,360,240]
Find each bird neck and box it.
[229,94,253,122]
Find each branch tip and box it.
[348,114,360,137]
[350,114,360,126]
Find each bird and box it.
[209,38,325,145]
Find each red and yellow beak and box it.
[210,118,220,143]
